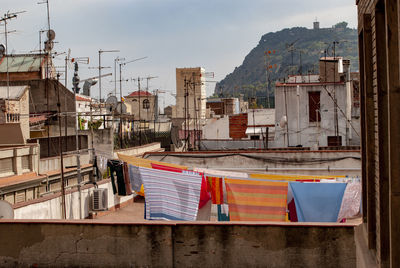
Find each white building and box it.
[273,57,360,148]
[75,95,109,130]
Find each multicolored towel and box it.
[139,167,202,221]
[225,179,288,221]
[207,176,224,204]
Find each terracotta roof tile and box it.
[127,90,153,97]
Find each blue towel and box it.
[290,182,347,222]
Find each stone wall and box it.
[0,221,357,267]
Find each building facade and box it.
[125,90,156,122]
[357,0,400,267]
[175,67,206,124]
[274,58,360,148]
[0,85,30,144]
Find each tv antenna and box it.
[286,38,299,75]
[97,49,119,102]
[0,10,26,113]
[38,0,51,31]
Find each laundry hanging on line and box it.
[151,163,211,209]
[225,179,288,221]
[123,162,133,196]
[139,166,203,221]
[290,182,347,222]
[207,176,224,205]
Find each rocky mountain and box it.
[215,22,359,108]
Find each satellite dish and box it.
[0,200,14,219]
[279,115,287,128]
[106,96,118,111]
[116,102,127,114]
[0,44,5,57]
[47,29,56,40]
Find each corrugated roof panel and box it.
[0,85,28,99]
[0,55,44,73]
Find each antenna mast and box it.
[0,11,25,113]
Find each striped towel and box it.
[207,176,224,204]
[139,167,202,221]
[225,179,288,221]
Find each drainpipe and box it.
[296,85,300,146]
[346,67,352,145]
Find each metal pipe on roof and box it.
[208,167,361,171]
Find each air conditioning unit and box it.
[91,188,108,211]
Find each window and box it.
[308,91,321,122]
[143,99,150,109]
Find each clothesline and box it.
[114,153,361,223]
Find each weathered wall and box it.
[274,83,351,148]
[0,79,76,129]
[39,153,90,174]
[14,179,133,220]
[199,139,266,150]
[85,128,114,158]
[30,135,88,158]
[144,150,361,177]
[357,0,400,266]
[125,94,156,121]
[0,144,39,177]
[0,221,356,268]
[202,116,230,140]
[114,142,162,159]
[175,67,206,120]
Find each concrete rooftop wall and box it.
[13,179,133,220]
[144,150,361,177]
[0,221,357,267]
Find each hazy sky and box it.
[1,0,357,109]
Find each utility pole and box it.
[38,29,46,54]
[114,56,125,96]
[183,77,188,150]
[145,76,158,133]
[56,73,66,219]
[132,77,145,146]
[72,62,83,219]
[118,57,147,148]
[264,50,276,108]
[333,41,339,139]
[1,11,24,114]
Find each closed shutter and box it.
[4,193,14,204]
[0,158,13,174]
[68,177,77,186]
[309,91,321,122]
[15,190,25,203]
[39,185,47,195]
[26,188,34,201]
[50,181,61,191]
[22,156,30,170]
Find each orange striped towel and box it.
[206,176,224,204]
[225,179,288,221]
